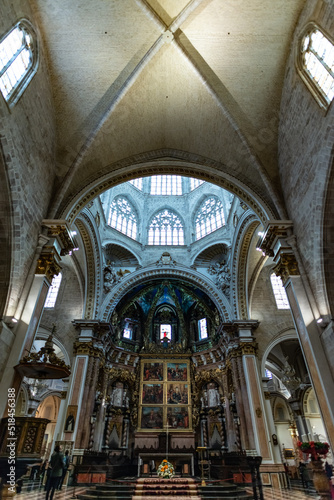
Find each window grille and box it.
[298,24,334,108]
[195,197,225,240]
[45,273,62,308]
[150,175,182,195]
[108,197,137,240]
[129,178,143,190]
[270,273,290,309]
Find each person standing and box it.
[58,450,70,490]
[45,445,64,500]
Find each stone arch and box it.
[232,213,261,319]
[55,156,278,225]
[322,150,334,318]
[260,330,299,376]
[0,145,12,319]
[75,209,103,319]
[99,265,233,322]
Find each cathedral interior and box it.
[0,0,334,495]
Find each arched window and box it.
[298,24,334,109]
[195,197,225,240]
[108,197,137,240]
[45,273,62,308]
[270,273,290,309]
[148,210,184,245]
[150,175,182,195]
[0,20,38,106]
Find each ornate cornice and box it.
[256,220,293,258]
[42,219,78,256]
[73,341,104,358]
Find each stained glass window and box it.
[198,318,208,340]
[300,25,334,108]
[108,197,137,240]
[151,176,182,195]
[0,21,38,106]
[148,210,184,245]
[195,197,225,240]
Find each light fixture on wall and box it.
[14,326,71,379]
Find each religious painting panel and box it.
[143,362,163,381]
[142,384,163,404]
[140,407,163,429]
[167,362,188,381]
[167,407,189,429]
[167,383,188,404]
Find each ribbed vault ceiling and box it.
[34,0,306,218]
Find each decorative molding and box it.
[100,265,232,322]
[35,252,62,282]
[273,254,300,285]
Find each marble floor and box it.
[16,484,323,500]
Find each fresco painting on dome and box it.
[143,362,163,381]
[142,384,163,404]
[167,383,188,404]
[167,407,189,428]
[141,407,163,429]
[167,363,187,381]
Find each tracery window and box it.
[148,210,184,245]
[190,178,204,191]
[298,24,334,108]
[270,273,290,309]
[151,175,182,195]
[129,178,143,190]
[108,197,137,240]
[0,21,38,106]
[195,197,225,240]
[45,273,62,309]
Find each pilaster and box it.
[257,220,334,447]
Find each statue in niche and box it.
[103,261,118,293]
[207,382,221,407]
[110,387,122,407]
[122,389,129,408]
[208,260,231,298]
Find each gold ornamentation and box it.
[35,253,62,282]
[255,407,262,418]
[273,254,300,284]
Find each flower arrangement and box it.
[297,441,330,460]
[157,459,175,479]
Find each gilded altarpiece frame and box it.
[139,359,192,431]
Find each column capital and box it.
[35,252,62,282]
[273,253,300,284]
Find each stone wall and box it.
[0,0,56,318]
[279,0,334,317]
